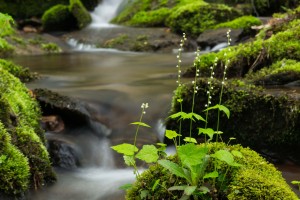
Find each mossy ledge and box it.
[126,142,298,199]
[0,67,56,198]
[166,79,300,163]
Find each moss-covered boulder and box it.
[186,8,300,81]
[0,68,56,197]
[166,2,241,37]
[166,79,300,163]
[70,0,92,29]
[42,4,77,32]
[126,142,297,199]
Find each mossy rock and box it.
[126,142,297,199]
[166,79,300,163]
[70,0,92,29]
[42,4,77,32]
[0,68,56,196]
[0,59,38,82]
[166,2,241,37]
[214,15,262,34]
[188,11,300,80]
[0,122,30,196]
[247,59,300,85]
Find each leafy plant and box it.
[291,180,300,190]
[112,32,244,199]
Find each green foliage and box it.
[0,13,14,58]
[103,34,128,48]
[41,43,62,53]
[69,0,92,29]
[42,4,77,31]
[215,15,262,32]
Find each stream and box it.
[9,0,300,199]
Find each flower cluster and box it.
[192,49,200,94]
[205,57,218,107]
[141,103,149,114]
[176,33,187,87]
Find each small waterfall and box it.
[89,0,124,28]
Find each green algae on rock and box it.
[126,142,298,199]
[0,68,56,197]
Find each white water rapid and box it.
[89,0,124,28]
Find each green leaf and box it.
[184,186,197,195]
[205,104,230,118]
[212,150,241,167]
[183,137,197,143]
[152,179,160,191]
[168,185,188,191]
[119,183,133,190]
[291,181,300,185]
[198,128,215,139]
[158,160,191,182]
[169,112,186,119]
[178,144,208,166]
[123,155,135,166]
[165,129,181,139]
[231,150,243,158]
[136,145,159,163]
[191,113,206,122]
[130,122,151,128]
[111,143,138,156]
[203,171,219,179]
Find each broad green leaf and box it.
[203,171,219,179]
[165,129,181,139]
[191,113,206,122]
[291,181,300,184]
[111,143,138,156]
[152,179,160,191]
[205,104,230,118]
[231,150,243,158]
[178,144,208,166]
[130,122,151,128]
[136,145,159,163]
[184,186,197,195]
[198,128,215,139]
[212,150,241,167]
[158,160,191,182]
[169,112,186,119]
[123,155,135,166]
[215,131,223,135]
[183,137,197,143]
[168,185,188,191]
[119,183,132,190]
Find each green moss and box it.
[167,79,300,162]
[42,4,77,32]
[0,122,30,195]
[129,8,171,27]
[126,143,297,199]
[69,0,92,29]
[246,59,300,85]
[214,15,262,32]
[41,43,62,53]
[0,68,56,194]
[103,34,129,48]
[0,59,38,82]
[166,3,241,37]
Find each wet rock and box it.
[196,28,244,50]
[33,88,111,137]
[47,139,80,169]
[41,115,65,133]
